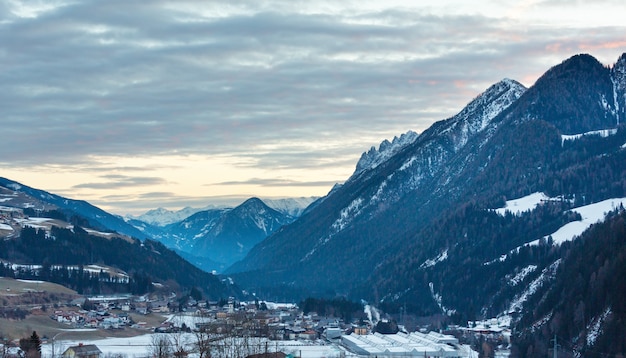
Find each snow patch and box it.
[490,197,626,264]
[533,197,626,245]
[331,197,363,233]
[561,128,617,144]
[429,282,456,315]
[586,307,611,347]
[509,259,560,313]
[508,265,537,286]
[420,250,448,269]
[494,192,550,216]
[7,183,21,191]
[16,279,45,284]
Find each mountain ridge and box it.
[228,53,626,323]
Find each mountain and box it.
[126,197,315,272]
[0,180,240,299]
[166,198,294,268]
[0,177,150,240]
[227,76,528,281]
[227,53,626,352]
[513,208,626,356]
[129,206,223,227]
[262,197,319,217]
[128,197,316,227]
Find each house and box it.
[62,343,102,358]
[299,329,318,340]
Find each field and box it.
[0,277,78,296]
[0,277,166,341]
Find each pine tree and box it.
[19,331,41,358]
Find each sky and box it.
[1,0,625,216]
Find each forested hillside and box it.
[513,209,626,357]
[0,226,239,299]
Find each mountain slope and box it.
[228,51,626,318]
[0,184,240,298]
[141,198,295,271]
[227,77,527,283]
[513,209,626,357]
[0,177,150,240]
[191,198,294,266]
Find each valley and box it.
[1,52,626,356]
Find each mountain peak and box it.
[239,197,267,209]
[354,130,419,176]
[507,53,617,134]
[429,77,526,152]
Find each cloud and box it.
[1,0,625,213]
[72,175,169,190]
[215,177,338,187]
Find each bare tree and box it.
[169,331,191,357]
[149,334,173,358]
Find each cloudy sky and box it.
[1,0,625,215]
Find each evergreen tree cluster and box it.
[513,209,626,357]
[0,226,239,298]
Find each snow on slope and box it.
[0,223,13,231]
[509,259,561,313]
[262,197,319,217]
[586,307,612,347]
[533,197,626,245]
[561,128,617,144]
[488,196,626,267]
[420,249,448,269]
[494,192,550,216]
[129,205,224,226]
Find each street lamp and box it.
[51,331,68,358]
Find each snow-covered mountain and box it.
[228,53,626,355]
[262,197,319,217]
[128,205,224,227]
[229,76,527,276]
[125,197,308,272]
[128,197,316,227]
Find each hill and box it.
[0,180,240,299]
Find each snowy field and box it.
[533,197,626,245]
[41,334,350,358]
[494,192,549,216]
[495,193,626,246]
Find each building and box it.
[246,353,289,358]
[341,332,473,357]
[62,343,102,358]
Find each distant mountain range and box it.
[125,197,317,272]
[127,197,317,227]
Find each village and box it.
[0,289,513,357]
